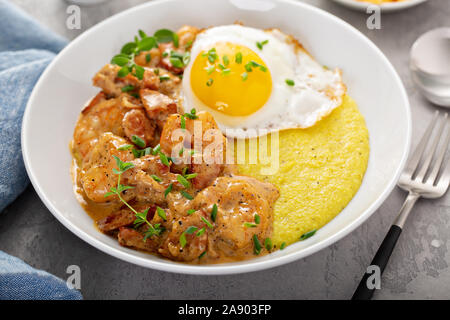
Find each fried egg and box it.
[182,25,346,138]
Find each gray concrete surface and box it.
[1,0,449,299]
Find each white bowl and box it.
[330,0,428,12]
[22,0,411,275]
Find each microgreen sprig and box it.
[104,155,163,240]
[111,30,157,80]
[111,28,180,80]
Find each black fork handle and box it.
[352,192,419,300]
[351,225,402,300]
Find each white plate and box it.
[22,0,411,275]
[330,0,428,12]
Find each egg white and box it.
[182,25,346,138]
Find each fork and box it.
[352,111,450,300]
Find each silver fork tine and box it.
[405,111,439,177]
[439,158,450,190]
[416,113,448,182]
[428,118,450,185]
[354,111,450,300]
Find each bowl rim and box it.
[330,0,428,12]
[21,0,411,275]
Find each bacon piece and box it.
[122,108,158,147]
[134,48,161,68]
[160,112,226,189]
[118,227,159,252]
[140,89,177,128]
[97,209,136,232]
[92,64,140,97]
[158,43,184,75]
[142,69,181,97]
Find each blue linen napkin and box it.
[0,251,82,300]
[0,0,81,300]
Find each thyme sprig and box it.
[104,155,163,240]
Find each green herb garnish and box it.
[121,85,135,93]
[187,209,195,215]
[131,135,146,148]
[256,39,269,50]
[211,204,218,222]
[185,226,198,234]
[249,60,267,72]
[179,232,187,248]
[300,229,316,241]
[235,52,242,64]
[223,55,230,66]
[196,227,206,237]
[254,214,261,224]
[180,114,186,129]
[285,79,295,86]
[201,216,214,229]
[159,75,171,82]
[156,206,167,221]
[280,242,286,250]
[152,144,161,155]
[132,146,152,158]
[184,173,197,180]
[110,30,158,80]
[244,62,253,72]
[134,209,164,240]
[180,190,193,200]
[244,222,257,228]
[206,78,213,87]
[164,183,173,198]
[264,238,273,251]
[205,64,215,75]
[169,50,190,68]
[151,174,162,182]
[154,28,179,47]
[221,68,231,76]
[118,144,133,150]
[177,174,191,189]
[206,47,218,63]
[253,235,262,255]
[105,156,162,240]
[159,152,170,167]
[184,108,198,120]
[185,40,193,49]
[179,226,198,248]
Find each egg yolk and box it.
[190,42,272,117]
